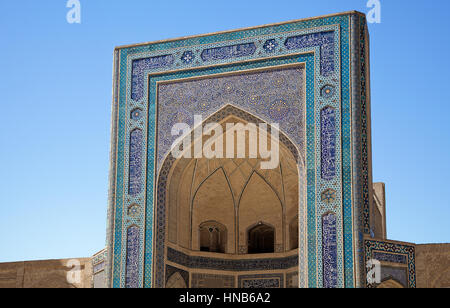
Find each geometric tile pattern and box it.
[125,226,140,288]
[322,213,338,288]
[156,66,305,169]
[284,31,335,76]
[321,189,337,205]
[321,85,336,98]
[359,16,371,235]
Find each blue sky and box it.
[0,0,449,262]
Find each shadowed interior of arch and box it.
[165,110,300,255]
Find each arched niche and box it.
[199,221,227,253]
[157,105,302,287]
[248,222,275,254]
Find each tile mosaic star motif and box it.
[321,85,335,98]
[131,108,143,121]
[321,188,337,205]
[181,51,194,64]
[263,39,278,53]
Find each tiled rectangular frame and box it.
[106,12,370,288]
[364,239,416,288]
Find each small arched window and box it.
[199,222,227,253]
[248,223,275,254]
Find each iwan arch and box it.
[102,11,449,288]
[160,107,302,288]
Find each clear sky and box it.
[0,0,449,262]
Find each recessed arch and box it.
[247,222,276,254]
[199,221,227,253]
[155,104,303,287]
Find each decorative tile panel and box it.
[322,213,338,288]
[128,129,143,196]
[125,226,141,288]
[321,189,337,205]
[156,66,305,169]
[285,31,335,76]
[131,55,175,101]
[239,274,284,288]
[321,107,337,181]
[373,251,407,264]
[201,43,257,62]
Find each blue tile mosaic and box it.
[128,129,143,196]
[373,251,407,264]
[322,213,338,288]
[125,226,141,288]
[131,108,143,121]
[201,43,256,62]
[181,51,195,64]
[321,85,335,98]
[285,31,335,76]
[321,107,337,181]
[263,39,278,53]
[131,55,175,101]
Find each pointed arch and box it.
[247,222,276,254]
[166,272,187,288]
[154,104,303,287]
